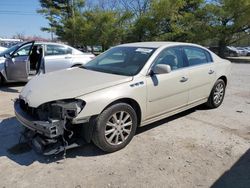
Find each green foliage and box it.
[202,0,250,56]
[38,0,250,56]
[38,0,85,44]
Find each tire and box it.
[0,74,5,86]
[92,103,138,152]
[206,79,226,109]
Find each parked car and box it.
[14,42,231,154]
[226,46,242,57]
[236,47,248,56]
[0,46,7,53]
[243,47,250,56]
[0,41,95,84]
[208,46,240,57]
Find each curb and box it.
[226,57,250,64]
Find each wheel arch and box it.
[102,98,142,126]
[0,72,6,84]
[218,75,227,86]
[71,63,82,68]
[83,97,142,143]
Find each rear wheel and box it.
[206,79,226,108]
[92,103,138,152]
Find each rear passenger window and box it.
[184,47,212,66]
[45,45,72,56]
[154,47,185,70]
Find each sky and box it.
[0,0,50,39]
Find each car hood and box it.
[20,68,133,107]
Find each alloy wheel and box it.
[105,111,132,145]
[213,82,224,105]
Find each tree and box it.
[146,0,206,42]
[82,9,129,50]
[38,0,250,55]
[38,0,85,45]
[38,0,129,49]
[124,0,206,42]
[203,0,250,56]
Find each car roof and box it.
[18,41,69,47]
[118,41,201,48]
[34,42,68,46]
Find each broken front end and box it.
[14,98,90,155]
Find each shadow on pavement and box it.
[136,107,196,135]
[0,82,25,93]
[211,149,250,188]
[0,105,204,166]
[0,116,107,166]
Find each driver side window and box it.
[13,44,32,57]
[154,47,185,71]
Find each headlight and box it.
[37,99,85,120]
[52,99,86,119]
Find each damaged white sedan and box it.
[14,42,231,154]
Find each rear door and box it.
[183,46,216,104]
[5,41,34,81]
[44,44,73,72]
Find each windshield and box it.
[83,46,156,76]
[0,43,22,56]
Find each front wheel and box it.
[206,79,226,108]
[92,103,138,152]
[0,74,5,85]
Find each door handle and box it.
[180,77,188,82]
[65,56,72,59]
[208,70,214,74]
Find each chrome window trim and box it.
[183,46,214,64]
[146,45,214,76]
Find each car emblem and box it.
[130,81,144,87]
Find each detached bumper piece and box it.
[15,99,86,155]
[22,129,86,155]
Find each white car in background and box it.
[226,46,241,56]
[236,47,248,56]
[14,42,231,154]
[0,41,95,84]
[243,47,250,56]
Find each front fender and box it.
[75,77,147,122]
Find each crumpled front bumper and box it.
[14,99,64,138]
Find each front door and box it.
[5,41,34,81]
[146,47,189,119]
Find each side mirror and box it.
[4,53,11,59]
[152,64,171,75]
